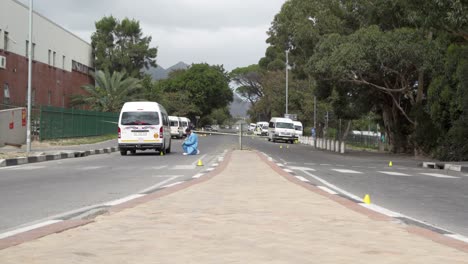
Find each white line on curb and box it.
[318,186,338,195]
[162,181,184,188]
[283,169,293,173]
[0,220,62,239]
[445,234,468,243]
[138,176,180,193]
[103,194,145,206]
[295,176,310,182]
[192,173,204,179]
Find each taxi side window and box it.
[269,122,275,128]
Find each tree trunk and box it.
[341,120,352,141]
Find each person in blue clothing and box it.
[182,128,200,155]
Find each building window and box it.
[4,31,9,51]
[53,51,56,67]
[48,90,52,105]
[26,40,29,57]
[32,43,36,60]
[48,49,51,65]
[62,55,65,69]
[3,83,10,105]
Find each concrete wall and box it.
[0,107,26,147]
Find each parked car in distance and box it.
[169,116,183,139]
[293,121,303,138]
[254,121,269,136]
[248,123,256,132]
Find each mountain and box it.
[145,62,190,80]
[229,92,250,118]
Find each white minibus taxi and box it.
[118,102,171,155]
[268,117,296,144]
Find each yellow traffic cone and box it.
[363,194,371,205]
[389,161,393,167]
[160,151,164,156]
[280,145,283,149]
[287,145,289,149]
[197,159,204,166]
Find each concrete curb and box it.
[259,151,468,253]
[0,147,118,168]
[422,161,468,172]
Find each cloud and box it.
[18,0,286,70]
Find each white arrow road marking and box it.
[419,173,459,179]
[378,171,412,176]
[332,169,362,174]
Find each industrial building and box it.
[0,0,93,109]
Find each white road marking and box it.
[378,171,412,176]
[283,169,293,173]
[332,169,362,174]
[3,166,46,171]
[320,164,331,166]
[336,164,345,167]
[212,163,219,167]
[445,234,468,243]
[138,176,180,193]
[318,186,338,195]
[162,181,185,188]
[305,163,316,166]
[295,176,310,182]
[191,154,207,166]
[172,165,196,170]
[147,165,168,170]
[80,166,104,170]
[276,163,284,167]
[279,158,288,164]
[206,168,215,172]
[103,194,145,206]
[289,166,316,171]
[419,173,459,179]
[192,173,204,179]
[359,203,403,218]
[0,220,63,239]
[299,170,362,201]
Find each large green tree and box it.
[91,16,158,78]
[153,64,233,124]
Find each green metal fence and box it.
[39,106,119,140]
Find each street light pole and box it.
[26,0,33,153]
[285,50,289,115]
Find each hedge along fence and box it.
[39,106,119,140]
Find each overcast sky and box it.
[20,0,286,71]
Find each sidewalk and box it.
[1,150,467,263]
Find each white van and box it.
[169,116,183,138]
[254,121,269,136]
[268,117,296,143]
[179,117,191,136]
[293,121,303,138]
[118,102,171,155]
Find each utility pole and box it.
[313,96,316,130]
[285,50,289,115]
[26,0,33,153]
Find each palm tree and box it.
[71,70,141,112]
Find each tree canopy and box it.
[91,16,158,78]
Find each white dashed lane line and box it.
[419,173,459,179]
[332,169,363,174]
[378,171,412,176]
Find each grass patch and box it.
[346,143,380,152]
[45,134,117,146]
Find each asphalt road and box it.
[242,135,468,237]
[0,134,238,233]
[1,132,467,239]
